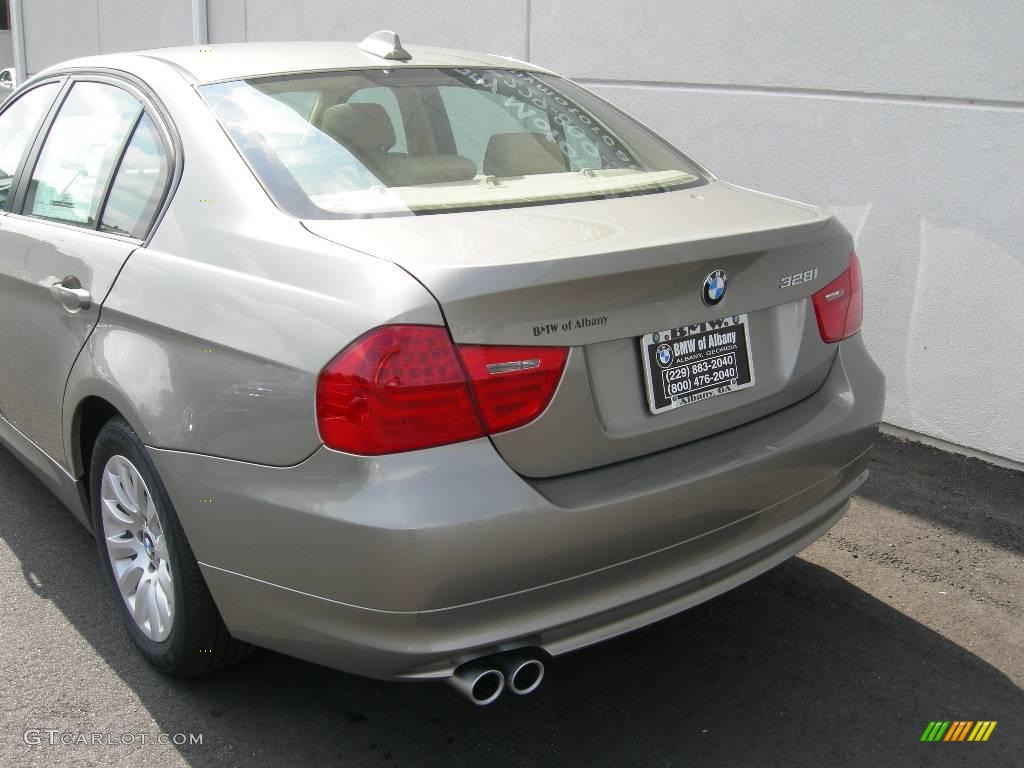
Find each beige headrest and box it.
[483,132,567,177]
[321,103,396,153]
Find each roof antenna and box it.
[358,30,412,61]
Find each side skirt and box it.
[0,413,91,530]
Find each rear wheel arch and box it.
[72,396,120,489]
[67,392,149,490]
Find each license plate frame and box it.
[640,314,756,415]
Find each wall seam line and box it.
[575,78,1024,111]
[525,0,532,60]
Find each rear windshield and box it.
[200,67,706,218]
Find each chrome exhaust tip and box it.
[448,662,505,706]
[498,652,545,695]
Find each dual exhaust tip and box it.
[448,650,546,705]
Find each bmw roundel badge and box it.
[701,269,728,307]
[656,343,673,368]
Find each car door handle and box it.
[49,278,92,311]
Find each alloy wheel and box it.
[99,454,175,642]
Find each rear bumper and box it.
[151,335,884,680]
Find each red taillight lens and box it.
[812,251,864,343]
[316,325,568,454]
[316,326,483,455]
[457,344,569,433]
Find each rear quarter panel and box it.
[63,60,443,470]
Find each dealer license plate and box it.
[640,314,755,414]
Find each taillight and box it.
[316,325,568,455]
[316,326,483,455]
[457,344,569,433]
[812,251,864,343]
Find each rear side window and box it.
[0,82,60,209]
[100,113,170,239]
[25,82,142,227]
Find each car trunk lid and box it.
[304,180,853,476]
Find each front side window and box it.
[202,68,704,218]
[0,82,60,209]
[25,82,142,227]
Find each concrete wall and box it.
[18,1,1024,464]
[0,32,14,70]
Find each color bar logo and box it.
[920,721,997,742]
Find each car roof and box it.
[40,41,549,85]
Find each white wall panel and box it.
[96,0,191,54]
[0,33,13,69]
[243,0,529,59]
[208,0,247,44]
[24,0,100,74]
[531,0,1024,102]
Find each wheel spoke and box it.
[153,562,174,641]
[115,559,144,601]
[157,560,173,596]
[133,571,153,627]
[106,532,141,560]
[101,495,138,530]
[143,494,160,530]
[154,593,172,638]
[148,577,164,636]
[128,468,147,515]
[153,533,169,562]
[106,467,137,516]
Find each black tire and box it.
[89,416,251,676]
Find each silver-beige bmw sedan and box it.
[0,33,883,704]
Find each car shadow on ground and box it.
[1,445,1021,768]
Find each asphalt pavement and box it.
[1,434,1022,767]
